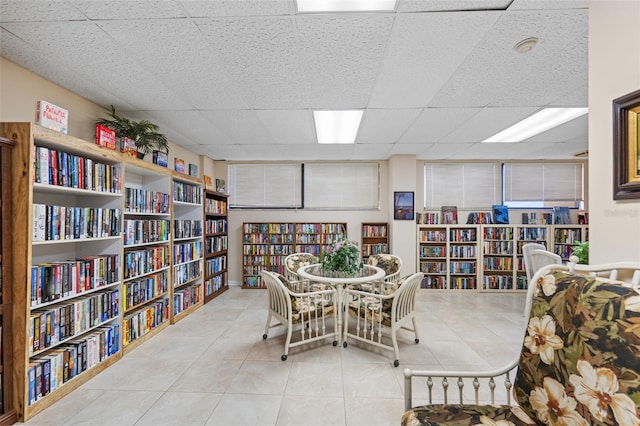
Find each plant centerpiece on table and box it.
[321,239,363,277]
[572,241,589,264]
[96,105,169,158]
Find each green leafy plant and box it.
[321,239,362,276]
[572,241,589,264]
[96,105,169,156]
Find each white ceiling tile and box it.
[0,1,87,22]
[419,143,476,160]
[440,107,539,143]
[387,143,431,157]
[369,12,500,108]
[70,0,186,20]
[397,0,511,12]
[255,110,316,144]
[399,108,481,144]
[295,15,394,108]
[199,110,274,144]
[508,0,587,11]
[350,144,393,160]
[179,0,293,17]
[357,109,422,143]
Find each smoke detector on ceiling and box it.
[514,37,538,53]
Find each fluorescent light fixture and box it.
[296,0,397,13]
[482,107,589,143]
[314,110,364,144]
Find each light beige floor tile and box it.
[64,390,163,425]
[22,389,105,425]
[226,360,292,395]
[135,391,222,426]
[206,393,281,426]
[343,363,403,398]
[170,359,243,393]
[344,397,405,426]
[80,357,190,391]
[284,362,344,396]
[276,395,345,426]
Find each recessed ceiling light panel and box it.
[296,0,397,13]
[314,110,364,144]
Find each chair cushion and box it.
[401,404,534,425]
[514,271,640,425]
[368,254,400,274]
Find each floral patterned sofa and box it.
[402,261,640,425]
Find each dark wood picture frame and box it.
[613,88,640,199]
[393,191,414,220]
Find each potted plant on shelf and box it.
[95,105,169,159]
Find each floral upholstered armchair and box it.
[284,252,319,292]
[367,253,402,284]
[402,261,640,425]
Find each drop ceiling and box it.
[0,0,588,161]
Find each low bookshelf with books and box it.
[203,189,228,302]
[361,222,388,261]
[242,222,347,288]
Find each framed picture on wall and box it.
[613,88,640,199]
[394,191,414,220]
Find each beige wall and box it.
[588,0,640,263]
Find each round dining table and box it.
[297,263,385,346]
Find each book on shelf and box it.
[215,179,226,193]
[492,205,509,224]
[36,100,68,134]
[152,151,168,167]
[95,125,117,151]
[174,158,186,173]
[578,211,588,224]
[441,206,458,224]
[416,211,439,224]
[553,206,572,224]
[521,212,553,225]
[466,211,493,224]
[120,136,137,157]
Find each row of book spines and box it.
[243,223,346,233]
[554,229,584,243]
[361,244,388,256]
[173,284,203,315]
[28,324,120,406]
[416,212,441,224]
[420,262,447,274]
[123,298,170,346]
[449,246,477,258]
[205,275,226,295]
[483,257,514,271]
[362,226,387,237]
[206,256,227,275]
[450,262,476,274]
[466,212,493,224]
[205,236,227,253]
[482,241,514,253]
[173,181,202,204]
[483,229,513,239]
[33,145,121,194]
[31,255,120,306]
[204,199,227,214]
[174,220,203,239]
[124,246,170,279]
[33,204,121,242]
[123,271,169,311]
[123,219,170,246]
[243,276,263,287]
[173,262,202,286]
[173,241,203,264]
[124,188,170,214]
[205,219,227,234]
[521,212,554,224]
[421,276,446,289]
[29,289,119,355]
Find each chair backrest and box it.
[391,272,422,322]
[261,270,292,320]
[284,252,319,281]
[514,266,640,425]
[522,242,561,283]
[367,254,402,283]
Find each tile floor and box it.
[20,286,527,426]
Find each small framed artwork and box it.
[394,191,414,220]
[613,88,640,199]
[215,178,226,193]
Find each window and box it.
[503,162,584,207]
[304,163,379,210]
[228,163,302,208]
[424,163,501,209]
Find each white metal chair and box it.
[261,270,338,361]
[343,272,422,367]
[366,253,402,284]
[522,242,561,283]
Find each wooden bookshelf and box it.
[171,173,204,322]
[122,163,171,353]
[203,190,228,303]
[242,222,347,288]
[3,122,124,420]
[553,225,589,261]
[361,222,389,261]
[0,137,18,425]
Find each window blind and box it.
[504,163,583,203]
[304,163,379,209]
[424,163,501,209]
[228,163,302,208]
